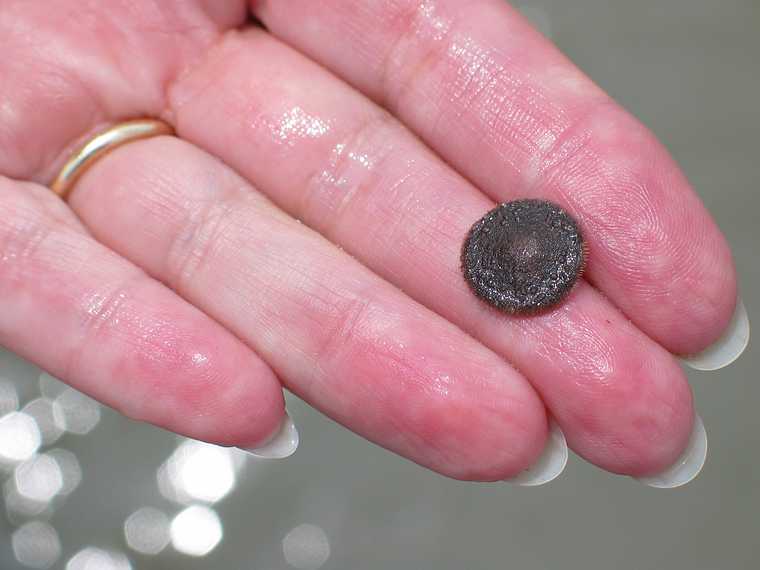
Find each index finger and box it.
[252,0,741,361]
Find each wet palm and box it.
[0,0,744,485]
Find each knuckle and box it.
[0,208,52,286]
[303,112,396,237]
[313,294,375,370]
[0,183,77,289]
[75,273,141,344]
[532,101,610,190]
[164,196,240,293]
[62,272,144,389]
[379,0,458,109]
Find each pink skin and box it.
[68,137,547,481]
[0,0,239,182]
[0,0,735,478]
[253,0,737,356]
[168,31,692,475]
[0,177,284,449]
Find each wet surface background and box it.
[1,1,758,568]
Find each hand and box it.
[0,1,745,486]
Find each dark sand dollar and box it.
[461,199,585,314]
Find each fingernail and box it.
[239,411,299,459]
[682,298,750,371]
[636,414,707,489]
[505,419,568,486]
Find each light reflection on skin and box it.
[346,149,373,169]
[429,374,452,397]
[191,352,209,366]
[417,0,451,41]
[271,106,331,147]
[307,134,390,229]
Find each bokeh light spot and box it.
[158,440,237,504]
[23,398,64,446]
[14,454,64,502]
[170,505,223,557]
[0,377,19,415]
[53,388,101,435]
[38,372,68,400]
[12,520,61,569]
[282,524,331,570]
[45,448,82,495]
[124,507,170,555]
[3,479,51,521]
[0,412,41,463]
[65,547,132,570]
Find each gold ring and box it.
[50,119,174,200]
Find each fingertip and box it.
[635,414,707,488]
[459,393,551,483]
[409,369,549,482]
[559,338,695,479]
[239,409,299,459]
[682,298,750,371]
[504,419,568,486]
[110,303,287,451]
[224,365,287,451]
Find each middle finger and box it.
[168,30,694,477]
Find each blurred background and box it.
[1,0,758,568]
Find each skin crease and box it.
[0,0,736,479]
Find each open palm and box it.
[0,0,743,485]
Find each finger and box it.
[66,135,549,482]
[0,176,285,450]
[0,0,549,480]
[251,0,740,360]
[167,30,695,477]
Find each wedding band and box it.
[50,119,174,200]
